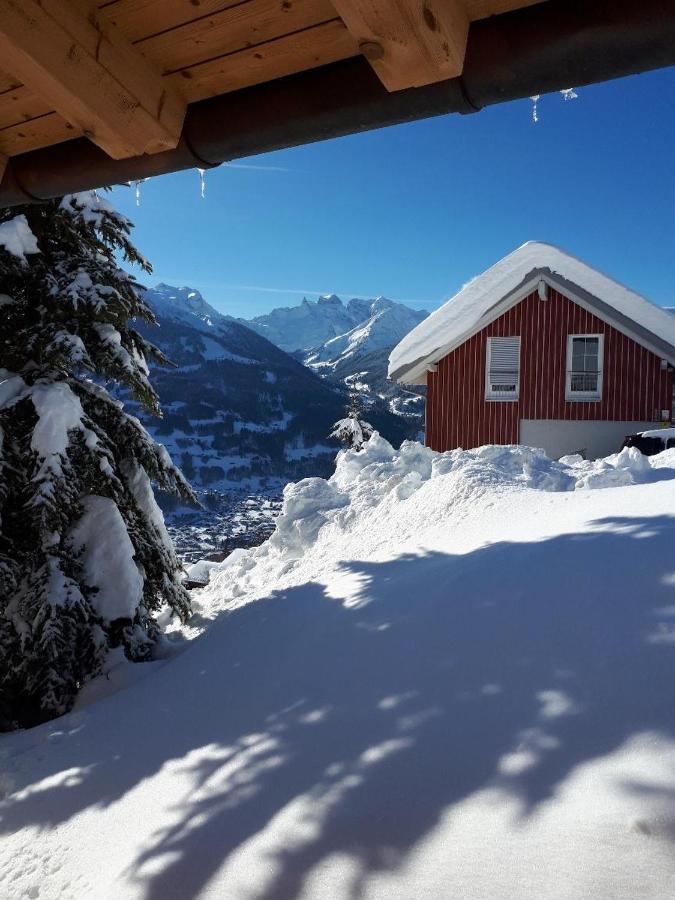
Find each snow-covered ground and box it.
[2,438,675,899]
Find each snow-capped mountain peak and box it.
[243,292,428,419]
[147,283,225,329]
[245,294,358,352]
[244,293,427,355]
[130,282,413,492]
[305,296,428,367]
[317,293,342,306]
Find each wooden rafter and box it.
[331,0,469,91]
[467,0,544,18]
[0,0,186,159]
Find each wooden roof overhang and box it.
[0,0,674,205]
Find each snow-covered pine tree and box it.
[0,193,195,730]
[330,387,374,451]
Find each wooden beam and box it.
[465,0,544,21]
[331,0,469,90]
[0,0,186,159]
[0,111,82,158]
[0,152,6,181]
[165,20,359,105]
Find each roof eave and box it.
[3,0,675,204]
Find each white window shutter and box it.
[486,336,520,399]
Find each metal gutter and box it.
[1,0,675,205]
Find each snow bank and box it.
[195,435,671,610]
[233,434,664,557]
[185,558,222,586]
[389,241,675,382]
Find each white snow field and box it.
[2,437,675,899]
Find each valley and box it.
[132,284,427,565]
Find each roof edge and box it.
[390,269,675,384]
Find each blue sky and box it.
[111,67,675,319]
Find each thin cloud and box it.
[223,162,291,173]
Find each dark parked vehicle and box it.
[621,429,675,456]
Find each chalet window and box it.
[566,334,603,400]
[486,336,520,400]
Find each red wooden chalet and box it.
[389,243,675,459]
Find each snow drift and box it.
[198,434,673,605]
[2,437,675,899]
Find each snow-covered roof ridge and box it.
[389,241,675,384]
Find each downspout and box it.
[1,0,675,205]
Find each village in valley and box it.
[1,2,675,898]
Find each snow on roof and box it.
[389,242,675,384]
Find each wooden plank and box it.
[0,85,52,131]
[331,0,469,91]
[98,0,247,43]
[0,111,82,157]
[166,18,359,103]
[465,0,546,21]
[0,12,358,156]
[138,0,340,74]
[0,0,186,158]
[0,68,21,93]
[99,0,548,44]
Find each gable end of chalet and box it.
[390,268,675,387]
[389,243,675,460]
[422,283,674,459]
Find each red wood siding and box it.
[425,287,673,451]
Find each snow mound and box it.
[197,436,671,617]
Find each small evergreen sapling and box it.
[330,387,374,451]
[0,193,195,730]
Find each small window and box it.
[566,334,603,400]
[486,336,520,400]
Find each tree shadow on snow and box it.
[2,514,675,898]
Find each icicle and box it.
[560,87,579,102]
[530,95,540,124]
[197,168,206,199]
[133,178,148,207]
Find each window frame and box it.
[485,335,521,402]
[566,333,604,401]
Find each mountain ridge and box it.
[243,293,427,354]
[243,293,428,419]
[128,283,414,493]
